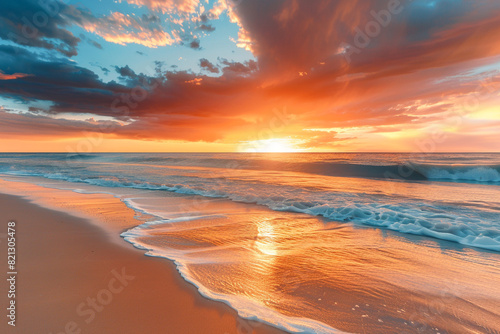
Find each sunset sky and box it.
[0,0,499,152]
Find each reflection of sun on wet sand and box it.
[256,219,279,257]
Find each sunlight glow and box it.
[240,138,301,153]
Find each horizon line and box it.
[1,152,499,154]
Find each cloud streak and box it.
[81,12,178,48]
[0,71,31,80]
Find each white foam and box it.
[421,166,500,182]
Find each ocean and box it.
[1,152,499,333]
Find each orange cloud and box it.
[0,71,31,80]
[184,78,203,85]
[81,12,177,48]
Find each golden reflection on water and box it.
[255,219,279,257]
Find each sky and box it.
[0,0,499,152]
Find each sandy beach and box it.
[0,190,284,334]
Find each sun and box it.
[240,138,301,153]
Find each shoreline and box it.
[1,175,499,333]
[0,191,286,334]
